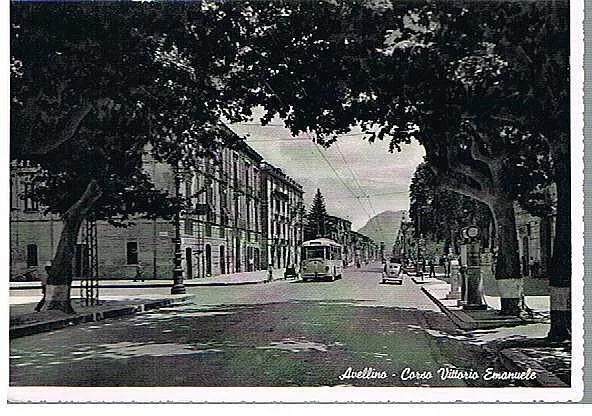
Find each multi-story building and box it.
[326,214,352,264]
[10,160,62,278]
[97,138,267,279]
[259,162,304,271]
[10,131,304,280]
[514,186,556,278]
[349,230,378,265]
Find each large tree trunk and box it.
[44,180,102,313]
[489,196,523,316]
[547,153,571,341]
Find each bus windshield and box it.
[302,247,325,259]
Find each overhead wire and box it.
[310,138,374,221]
[248,24,396,238]
[334,142,390,240]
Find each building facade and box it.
[10,135,305,280]
[514,189,556,278]
[259,162,304,271]
[10,160,62,278]
[325,214,352,264]
[349,230,378,265]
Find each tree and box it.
[409,162,493,254]
[492,0,570,341]
[12,1,571,338]
[10,1,267,312]
[304,189,329,241]
[229,1,569,322]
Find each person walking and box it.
[134,262,144,282]
[429,258,436,279]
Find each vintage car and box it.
[381,257,403,284]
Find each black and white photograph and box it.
[6,0,585,403]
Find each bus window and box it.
[303,247,325,259]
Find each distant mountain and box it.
[356,210,405,246]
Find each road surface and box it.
[10,264,511,387]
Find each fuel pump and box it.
[461,226,487,311]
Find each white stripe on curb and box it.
[496,278,524,298]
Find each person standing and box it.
[429,258,436,278]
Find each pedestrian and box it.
[533,260,540,277]
[528,257,535,277]
[35,265,50,312]
[134,262,144,282]
[267,264,273,282]
[429,258,436,278]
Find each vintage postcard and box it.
[6,0,585,403]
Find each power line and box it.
[335,142,389,239]
[308,136,374,223]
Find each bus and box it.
[300,238,343,282]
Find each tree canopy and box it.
[304,188,329,241]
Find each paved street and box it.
[10,264,511,387]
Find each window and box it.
[185,179,192,202]
[302,247,325,260]
[184,218,193,235]
[126,241,139,265]
[24,183,39,211]
[26,244,38,267]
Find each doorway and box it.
[220,245,226,274]
[205,244,212,276]
[186,247,193,279]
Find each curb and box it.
[498,348,569,387]
[10,295,193,339]
[421,286,527,330]
[9,278,291,291]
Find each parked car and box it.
[381,257,403,284]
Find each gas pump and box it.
[460,226,487,311]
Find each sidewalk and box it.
[415,274,570,387]
[9,269,290,339]
[10,268,287,290]
[10,294,193,339]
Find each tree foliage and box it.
[304,188,329,241]
[11,2,264,224]
[409,162,492,252]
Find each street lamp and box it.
[400,218,409,262]
[171,167,186,295]
[416,207,422,265]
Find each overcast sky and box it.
[229,114,425,231]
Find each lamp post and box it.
[171,167,186,295]
[401,218,408,262]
